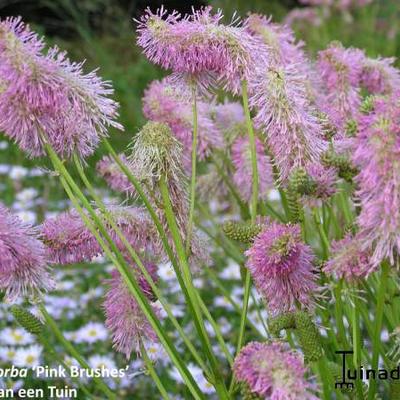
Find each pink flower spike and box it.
[0,204,54,302]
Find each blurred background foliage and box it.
[0,0,399,160]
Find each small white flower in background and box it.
[217,317,232,336]
[9,166,28,180]
[77,322,108,343]
[219,260,241,280]
[170,364,215,395]
[0,141,8,150]
[14,345,42,368]
[158,262,176,281]
[63,355,80,369]
[268,188,281,201]
[91,254,106,264]
[214,296,234,310]
[0,164,10,174]
[56,280,75,291]
[0,347,17,362]
[143,342,168,364]
[64,331,80,343]
[193,278,204,289]
[15,188,38,203]
[28,167,46,177]
[15,210,36,224]
[0,328,34,346]
[88,355,117,371]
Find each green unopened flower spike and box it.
[289,168,314,195]
[10,305,43,336]
[222,221,262,243]
[321,150,358,183]
[294,311,323,363]
[286,186,303,223]
[345,119,358,137]
[360,95,376,114]
[268,312,296,337]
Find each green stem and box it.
[368,262,390,400]
[186,85,199,254]
[38,304,115,400]
[241,80,258,222]
[159,176,229,399]
[141,343,171,400]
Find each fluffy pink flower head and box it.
[234,341,318,399]
[231,136,273,202]
[284,8,323,29]
[0,17,122,159]
[245,14,306,65]
[245,222,318,315]
[249,63,327,183]
[142,78,223,160]
[359,57,400,95]
[317,42,365,130]
[136,7,266,93]
[353,93,400,266]
[41,210,102,265]
[96,154,135,196]
[324,234,375,280]
[104,270,159,358]
[0,205,54,301]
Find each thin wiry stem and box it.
[186,85,199,254]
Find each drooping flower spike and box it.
[245,222,318,315]
[0,204,54,301]
[104,270,159,358]
[249,63,327,183]
[136,7,267,94]
[0,17,122,159]
[234,341,319,399]
[353,93,400,267]
[316,42,365,131]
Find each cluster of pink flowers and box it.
[0,17,122,159]
[245,222,318,315]
[234,341,318,399]
[0,204,54,301]
[352,93,400,267]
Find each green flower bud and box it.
[321,151,358,183]
[222,221,262,243]
[360,95,375,114]
[269,312,296,337]
[10,305,43,336]
[345,119,358,138]
[294,311,323,363]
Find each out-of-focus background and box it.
[0,1,399,398]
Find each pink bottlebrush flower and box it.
[104,270,159,358]
[359,57,400,95]
[0,204,54,301]
[306,162,337,201]
[353,94,400,266]
[96,155,135,195]
[41,206,156,265]
[234,341,318,399]
[324,234,375,280]
[245,222,318,315]
[317,43,365,131]
[249,63,327,183]
[298,0,333,5]
[41,210,102,265]
[213,101,245,132]
[245,14,308,65]
[0,17,122,159]
[231,136,273,202]
[136,7,266,94]
[142,78,223,160]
